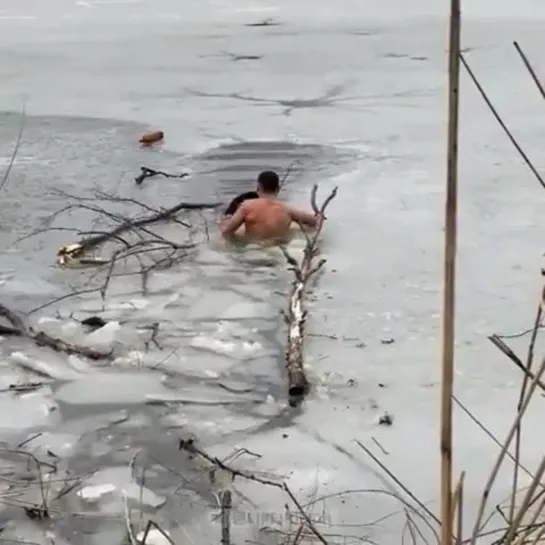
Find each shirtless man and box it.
[220,170,320,242]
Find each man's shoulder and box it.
[245,198,286,210]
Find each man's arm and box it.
[221,203,247,237]
[287,206,321,229]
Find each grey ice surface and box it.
[1,0,545,543]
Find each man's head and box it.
[257,170,280,196]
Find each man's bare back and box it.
[220,170,319,244]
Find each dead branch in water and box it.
[0,302,112,360]
[43,190,220,266]
[179,437,330,545]
[9,189,216,304]
[134,166,190,185]
[280,184,337,406]
[0,441,85,521]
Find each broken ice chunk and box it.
[53,372,172,405]
[190,334,236,355]
[84,321,121,351]
[77,483,116,503]
[220,301,271,320]
[77,466,166,513]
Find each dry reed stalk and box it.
[459,53,545,190]
[453,395,536,480]
[441,0,462,544]
[505,456,545,544]
[468,356,545,544]
[512,488,545,545]
[513,42,545,101]
[452,472,465,545]
[527,515,545,545]
[0,104,26,193]
[488,335,545,392]
[508,294,543,526]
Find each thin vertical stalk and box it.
[452,472,465,545]
[513,42,545,101]
[441,1,462,545]
[220,490,232,545]
[508,300,543,525]
[459,54,545,190]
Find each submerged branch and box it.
[134,166,190,185]
[0,302,111,360]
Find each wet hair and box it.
[257,170,280,194]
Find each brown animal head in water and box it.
[139,130,164,146]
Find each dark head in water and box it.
[256,170,280,196]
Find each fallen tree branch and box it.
[0,323,22,336]
[178,438,329,545]
[39,191,221,265]
[54,189,192,229]
[134,166,190,185]
[0,303,111,361]
[281,184,338,406]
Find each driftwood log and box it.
[281,184,337,406]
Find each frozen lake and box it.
[1,1,545,543]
